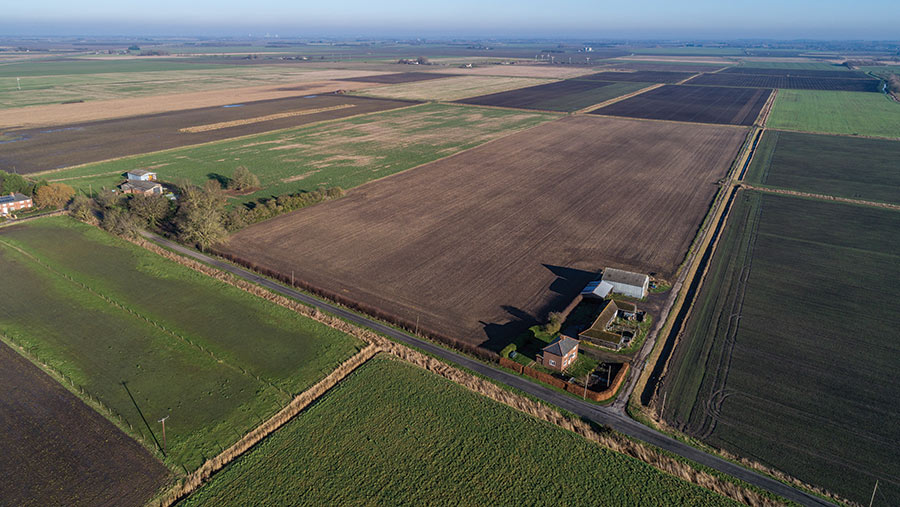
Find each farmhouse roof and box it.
[0,193,30,204]
[127,169,154,176]
[602,268,649,288]
[543,336,579,357]
[120,180,162,192]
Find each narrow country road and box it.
[142,232,834,507]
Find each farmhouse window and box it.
[549,360,556,366]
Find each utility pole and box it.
[869,479,879,507]
[583,373,588,399]
[415,315,419,335]
[16,77,21,91]
[291,270,294,286]
[607,366,611,387]
[158,416,169,455]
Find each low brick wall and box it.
[500,355,630,403]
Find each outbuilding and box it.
[582,268,649,299]
[126,169,157,181]
[119,180,164,196]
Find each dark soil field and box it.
[339,72,456,83]
[746,130,900,204]
[577,70,698,83]
[592,85,771,126]
[602,61,729,73]
[660,191,900,505]
[0,341,169,506]
[224,116,746,348]
[455,78,650,111]
[684,73,880,92]
[720,67,869,79]
[0,94,413,173]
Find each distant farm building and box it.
[0,193,33,215]
[119,180,164,196]
[539,336,579,371]
[126,169,157,182]
[578,300,638,351]
[582,268,649,300]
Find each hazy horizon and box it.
[3,0,899,40]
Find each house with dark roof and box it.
[0,192,33,215]
[539,336,579,371]
[119,180,164,196]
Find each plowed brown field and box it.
[224,116,747,348]
[0,342,169,506]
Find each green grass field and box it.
[0,65,323,109]
[0,216,362,471]
[629,47,745,56]
[766,89,900,139]
[746,130,900,204]
[0,59,233,77]
[182,356,738,506]
[43,103,557,204]
[661,191,900,505]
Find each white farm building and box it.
[581,268,649,300]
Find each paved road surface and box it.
[143,232,833,507]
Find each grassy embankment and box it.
[41,103,558,205]
[660,191,900,505]
[181,356,741,506]
[0,216,362,471]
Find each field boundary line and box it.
[439,100,566,115]
[739,184,900,211]
[754,89,777,127]
[586,113,750,130]
[178,104,357,133]
[154,343,381,506]
[576,83,664,114]
[676,73,703,85]
[31,102,427,178]
[763,127,900,142]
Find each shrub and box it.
[229,166,260,192]
[543,311,565,335]
[34,183,75,209]
[500,343,517,358]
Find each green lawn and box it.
[43,103,557,204]
[746,129,900,204]
[661,192,900,505]
[0,216,362,471]
[766,89,900,139]
[182,357,738,506]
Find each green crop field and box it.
[0,216,362,471]
[629,47,745,56]
[660,191,900,505]
[0,65,324,109]
[43,103,558,204]
[0,58,232,77]
[182,357,738,506]
[746,130,900,204]
[767,90,900,139]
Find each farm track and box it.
[576,83,664,113]
[142,232,834,507]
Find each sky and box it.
[2,0,898,40]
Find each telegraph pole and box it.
[583,373,588,399]
[158,416,169,455]
[869,479,879,507]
